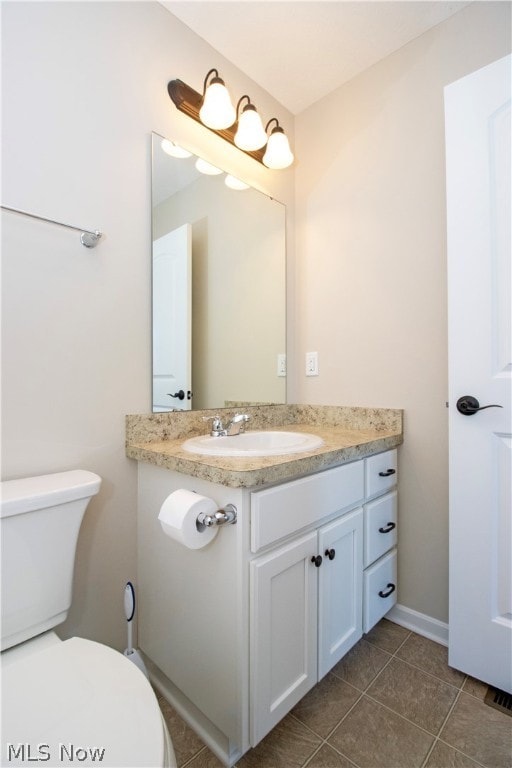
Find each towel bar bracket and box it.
[80,230,103,248]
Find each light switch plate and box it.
[306,351,319,376]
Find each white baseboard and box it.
[386,603,449,647]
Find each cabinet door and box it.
[250,531,318,746]
[318,508,363,679]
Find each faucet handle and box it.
[203,413,222,429]
[202,414,224,435]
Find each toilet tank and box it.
[0,470,101,651]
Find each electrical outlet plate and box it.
[306,351,319,376]
[277,353,286,377]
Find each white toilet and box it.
[1,470,177,768]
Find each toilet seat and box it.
[2,635,174,767]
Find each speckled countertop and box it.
[126,405,403,489]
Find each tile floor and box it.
[157,619,512,768]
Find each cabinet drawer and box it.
[251,461,364,552]
[364,491,397,568]
[363,548,397,633]
[365,449,397,499]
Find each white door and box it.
[318,508,363,679]
[250,531,318,746]
[152,224,192,411]
[445,55,511,693]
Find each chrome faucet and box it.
[203,413,250,437]
[225,413,250,436]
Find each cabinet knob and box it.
[378,583,396,598]
[311,555,323,567]
[324,548,336,560]
[378,522,396,534]
[378,469,396,477]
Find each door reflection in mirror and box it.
[152,224,192,412]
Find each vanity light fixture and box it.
[234,95,267,151]
[263,119,294,170]
[167,71,294,168]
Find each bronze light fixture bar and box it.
[168,78,266,164]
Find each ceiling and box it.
[161,1,471,115]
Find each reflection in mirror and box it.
[151,132,286,412]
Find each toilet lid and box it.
[2,637,165,767]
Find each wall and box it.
[1,1,294,649]
[294,1,511,623]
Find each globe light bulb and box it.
[199,77,236,130]
[234,104,267,151]
[263,125,294,169]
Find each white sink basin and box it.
[182,431,324,457]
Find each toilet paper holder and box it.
[196,503,237,529]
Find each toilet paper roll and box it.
[158,489,218,549]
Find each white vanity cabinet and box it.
[136,446,398,766]
[363,449,398,632]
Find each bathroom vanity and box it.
[127,405,402,766]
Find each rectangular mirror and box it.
[151,132,286,412]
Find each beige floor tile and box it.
[306,744,357,768]
[331,639,391,691]
[364,618,410,654]
[236,714,321,768]
[291,673,361,738]
[425,740,486,767]
[157,694,205,767]
[328,695,434,768]
[440,691,512,768]
[183,746,225,768]
[396,633,465,687]
[366,657,458,734]
[462,676,488,700]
